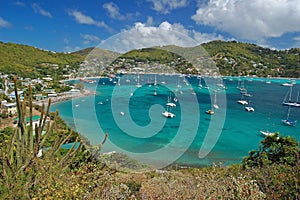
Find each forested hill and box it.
[201,40,300,77]
[0,41,83,78]
[1,40,300,78]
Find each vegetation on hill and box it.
[0,41,83,78]
[1,40,300,79]
[201,40,300,77]
[111,48,197,74]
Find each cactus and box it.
[0,77,83,198]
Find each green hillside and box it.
[201,40,300,77]
[111,47,197,74]
[1,40,300,78]
[0,41,83,78]
[109,41,300,77]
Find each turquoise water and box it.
[51,75,300,168]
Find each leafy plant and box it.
[242,133,300,168]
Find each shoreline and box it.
[33,89,96,107]
[64,74,300,81]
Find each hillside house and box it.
[1,102,17,115]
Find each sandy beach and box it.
[34,89,96,107]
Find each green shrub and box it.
[242,133,300,168]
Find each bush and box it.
[242,133,300,168]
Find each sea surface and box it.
[51,75,300,168]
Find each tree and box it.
[242,133,300,168]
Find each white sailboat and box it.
[245,97,254,112]
[162,94,176,118]
[154,75,157,86]
[162,110,176,118]
[153,88,157,96]
[198,79,202,88]
[237,94,248,105]
[260,130,276,137]
[260,113,277,137]
[162,105,175,118]
[130,85,133,96]
[136,73,142,88]
[166,93,176,107]
[213,90,219,109]
[282,85,300,107]
[282,106,297,126]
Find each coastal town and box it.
[0,73,95,128]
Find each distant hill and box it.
[1,40,300,78]
[109,41,300,77]
[75,47,120,59]
[110,47,197,74]
[0,41,83,78]
[201,40,300,77]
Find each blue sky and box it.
[0,0,300,52]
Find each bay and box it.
[51,75,300,168]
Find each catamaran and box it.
[162,94,176,118]
[162,110,176,118]
[162,105,175,118]
[166,93,176,107]
[237,94,248,105]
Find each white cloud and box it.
[64,46,81,53]
[0,17,11,28]
[293,36,300,48]
[63,38,69,44]
[147,0,188,14]
[68,10,112,32]
[146,16,154,26]
[14,1,25,7]
[81,34,100,45]
[293,36,300,42]
[191,0,300,40]
[99,21,224,53]
[32,3,53,18]
[103,2,127,20]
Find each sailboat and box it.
[130,85,133,96]
[206,109,214,115]
[237,94,248,105]
[198,79,202,88]
[260,130,276,137]
[162,94,176,118]
[213,90,219,109]
[245,105,255,112]
[237,79,246,91]
[162,105,175,118]
[260,113,277,137]
[162,110,176,118]
[282,106,297,126]
[245,97,254,112]
[282,85,300,107]
[166,93,176,107]
[154,75,158,86]
[153,88,157,96]
[136,73,142,88]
